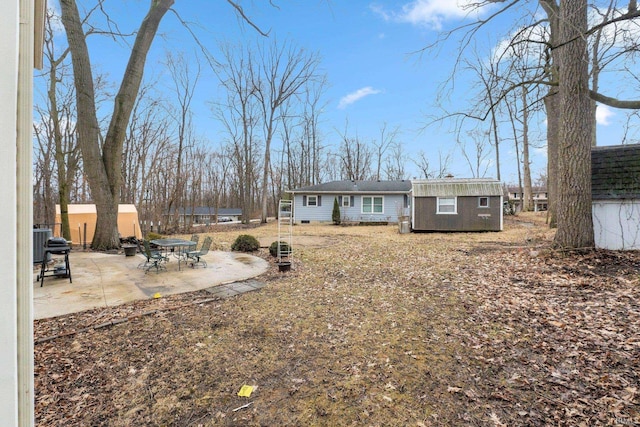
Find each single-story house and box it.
[165,207,242,225]
[592,144,640,250]
[411,178,503,232]
[55,204,143,245]
[287,180,412,224]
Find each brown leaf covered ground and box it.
[34,213,640,426]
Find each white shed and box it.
[591,144,640,250]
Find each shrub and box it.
[231,234,260,252]
[269,241,291,257]
[332,197,341,225]
[145,232,163,241]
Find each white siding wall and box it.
[293,194,408,223]
[592,200,640,250]
[1,1,21,424]
[292,195,334,222]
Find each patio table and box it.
[150,238,196,271]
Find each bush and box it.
[231,234,260,252]
[269,241,291,257]
[332,197,341,225]
[145,232,163,241]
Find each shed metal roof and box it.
[288,180,412,194]
[592,144,640,200]
[412,179,503,197]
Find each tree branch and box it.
[226,0,270,37]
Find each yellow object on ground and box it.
[237,385,254,397]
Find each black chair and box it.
[186,236,212,268]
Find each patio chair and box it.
[140,240,168,273]
[186,236,212,268]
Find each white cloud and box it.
[371,0,491,30]
[596,104,615,126]
[338,87,382,109]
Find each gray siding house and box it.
[592,144,640,250]
[287,180,412,224]
[165,207,242,225]
[412,179,503,231]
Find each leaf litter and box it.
[34,213,639,426]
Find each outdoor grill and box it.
[45,237,70,253]
[37,237,72,286]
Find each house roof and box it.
[506,186,547,193]
[592,144,640,200]
[412,179,503,197]
[165,207,242,216]
[288,180,412,194]
[55,204,138,214]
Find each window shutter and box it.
[303,195,307,206]
[338,196,342,205]
[318,196,322,206]
[350,196,354,207]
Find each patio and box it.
[33,249,269,320]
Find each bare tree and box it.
[372,123,400,180]
[412,149,451,179]
[412,150,434,179]
[383,142,408,180]
[252,37,321,223]
[336,122,373,181]
[554,0,595,248]
[458,129,492,178]
[424,0,640,249]
[164,51,201,230]
[34,7,81,240]
[59,0,174,249]
[215,41,261,224]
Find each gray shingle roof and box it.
[288,180,412,194]
[412,179,503,197]
[165,207,242,216]
[592,144,640,200]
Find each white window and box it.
[437,197,457,214]
[478,197,489,208]
[362,196,384,214]
[307,195,318,206]
[342,195,350,207]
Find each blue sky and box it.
[49,0,639,185]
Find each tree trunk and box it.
[540,0,560,228]
[60,0,173,250]
[544,90,559,227]
[521,86,533,212]
[554,0,594,249]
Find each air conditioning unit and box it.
[33,228,52,264]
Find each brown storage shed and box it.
[411,179,503,232]
[55,204,143,245]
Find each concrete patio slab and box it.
[33,250,270,320]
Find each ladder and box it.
[277,199,293,266]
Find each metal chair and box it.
[140,240,168,273]
[186,236,212,268]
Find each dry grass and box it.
[35,213,640,426]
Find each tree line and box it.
[34,2,438,242]
[34,1,640,251]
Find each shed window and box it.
[478,197,489,208]
[437,197,457,214]
[362,196,383,214]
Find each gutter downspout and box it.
[18,0,35,424]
